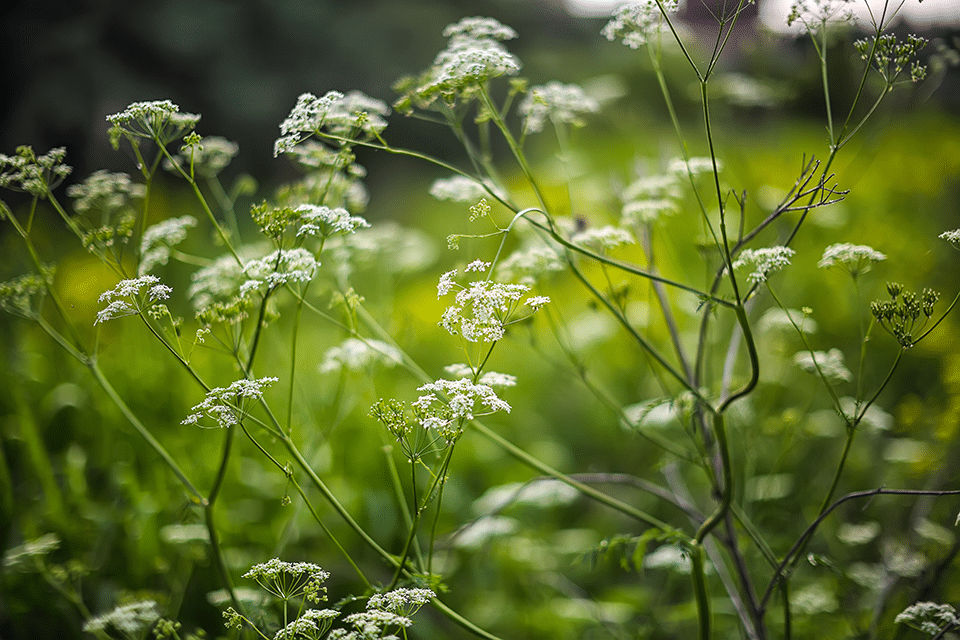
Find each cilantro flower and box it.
[319,338,403,373]
[181,377,279,429]
[367,588,436,616]
[66,170,145,216]
[404,17,520,107]
[275,609,341,640]
[496,245,565,284]
[242,558,330,603]
[732,246,795,283]
[429,175,504,203]
[139,215,198,275]
[817,243,886,277]
[793,348,852,382]
[274,90,389,155]
[786,0,854,33]
[602,0,680,49]
[83,601,161,637]
[895,601,960,637]
[0,146,72,197]
[95,275,172,324]
[164,135,239,178]
[939,228,960,248]
[571,225,635,251]
[294,204,370,238]
[442,16,518,41]
[414,378,511,442]
[440,279,530,342]
[106,100,200,147]
[2,533,61,571]
[243,248,319,290]
[519,82,600,133]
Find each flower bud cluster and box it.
[871,283,939,348]
[854,33,928,83]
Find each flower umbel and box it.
[818,243,886,278]
[439,276,531,342]
[519,82,600,133]
[0,146,72,197]
[895,601,960,637]
[242,558,330,603]
[181,377,279,428]
[106,100,200,148]
[414,377,511,443]
[95,275,172,325]
[793,348,853,383]
[732,246,795,284]
[602,1,680,49]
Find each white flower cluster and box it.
[166,135,239,178]
[274,90,389,156]
[367,587,436,616]
[106,100,200,143]
[0,146,72,197]
[496,245,565,285]
[519,81,600,134]
[414,16,521,103]
[243,557,330,603]
[242,248,319,292]
[319,338,403,374]
[437,268,549,342]
[331,610,413,640]
[620,173,682,226]
[732,246,795,284]
[571,225,635,251]
[139,215,198,275]
[793,348,852,382]
[95,275,172,324]
[895,601,960,637]
[188,253,250,310]
[83,600,160,636]
[332,222,437,278]
[181,377,279,428]
[602,0,680,49]
[939,228,960,247]
[668,156,720,176]
[818,242,886,277]
[786,0,854,33]
[429,174,505,203]
[444,363,518,388]
[294,204,370,238]
[275,609,341,640]
[414,377,511,442]
[2,533,61,571]
[66,170,145,216]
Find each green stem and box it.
[88,361,205,503]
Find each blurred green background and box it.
[3,1,960,639]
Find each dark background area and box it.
[2,0,957,194]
